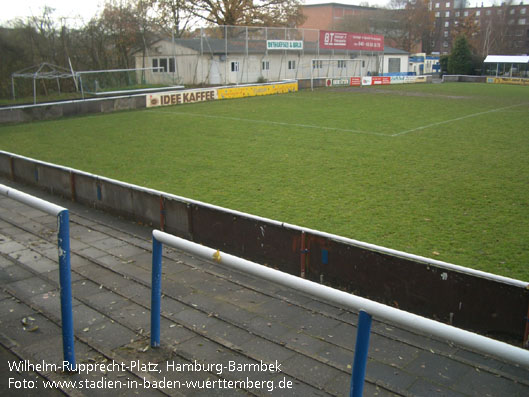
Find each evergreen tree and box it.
[448,35,473,75]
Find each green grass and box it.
[1,82,528,280]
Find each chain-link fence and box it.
[135,26,387,86]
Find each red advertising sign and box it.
[350,77,361,86]
[320,31,348,49]
[371,76,391,85]
[319,30,384,52]
[349,33,384,52]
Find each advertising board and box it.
[320,30,384,52]
[325,77,362,87]
[266,40,303,50]
[147,88,217,107]
[389,76,428,84]
[486,77,529,86]
[217,82,298,99]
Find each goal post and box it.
[76,67,177,98]
[310,59,363,91]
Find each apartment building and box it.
[430,1,529,55]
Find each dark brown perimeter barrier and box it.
[1,150,528,347]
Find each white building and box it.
[133,36,409,86]
[409,53,441,76]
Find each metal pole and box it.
[151,231,529,367]
[0,184,75,368]
[11,75,15,100]
[350,310,372,397]
[33,75,37,105]
[58,210,75,368]
[150,236,163,347]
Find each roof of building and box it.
[301,2,377,10]
[484,55,529,64]
[143,38,408,56]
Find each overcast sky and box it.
[0,0,516,25]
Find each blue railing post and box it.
[350,310,373,397]
[57,210,75,368]
[151,236,163,347]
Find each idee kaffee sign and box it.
[319,30,384,52]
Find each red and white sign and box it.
[319,30,384,52]
[320,31,348,49]
[349,33,384,52]
[350,77,361,86]
[361,76,391,86]
[372,76,391,85]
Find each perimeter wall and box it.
[1,150,528,347]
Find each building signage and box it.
[320,30,384,52]
[320,31,348,49]
[146,88,217,107]
[266,40,303,50]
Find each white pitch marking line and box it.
[392,102,529,137]
[148,109,390,137]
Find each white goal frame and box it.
[310,59,364,91]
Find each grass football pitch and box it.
[1,82,528,280]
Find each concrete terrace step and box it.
[1,177,528,396]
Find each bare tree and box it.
[190,0,305,27]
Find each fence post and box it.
[57,209,75,368]
[350,310,372,397]
[151,236,163,347]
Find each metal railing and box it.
[150,230,529,395]
[0,184,75,368]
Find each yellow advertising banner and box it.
[217,82,298,100]
[486,77,529,86]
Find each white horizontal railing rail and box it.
[151,230,529,369]
[0,184,76,368]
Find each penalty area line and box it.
[148,109,390,137]
[393,102,529,137]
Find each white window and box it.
[262,60,269,71]
[521,8,526,15]
[288,60,296,70]
[519,18,527,25]
[446,2,450,7]
[435,2,440,8]
[445,11,450,17]
[231,61,239,72]
[476,11,480,16]
[444,31,449,37]
[455,11,460,17]
[464,11,469,16]
[445,21,450,27]
[435,11,440,17]
[510,8,515,15]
